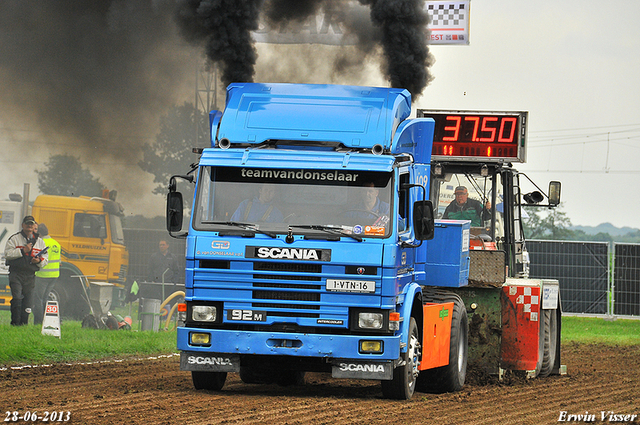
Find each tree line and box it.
[523,208,640,244]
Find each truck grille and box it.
[193,259,381,326]
[252,262,321,314]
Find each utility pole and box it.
[195,61,218,145]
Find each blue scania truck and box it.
[167,83,562,400]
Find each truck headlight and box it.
[358,312,384,330]
[192,305,217,322]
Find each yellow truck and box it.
[28,191,129,318]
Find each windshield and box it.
[432,171,503,240]
[194,167,393,238]
[109,215,125,245]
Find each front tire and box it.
[192,371,227,391]
[381,317,420,400]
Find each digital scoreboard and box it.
[417,110,528,162]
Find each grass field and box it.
[0,303,178,366]
[1,308,639,367]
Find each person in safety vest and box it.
[4,215,48,326]
[33,223,61,325]
[442,186,491,227]
[231,183,283,223]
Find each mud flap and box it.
[331,360,393,380]
[180,352,240,372]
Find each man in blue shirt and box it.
[343,182,390,227]
[231,184,284,223]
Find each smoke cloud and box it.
[0,0,433,217]
[0,0,195,153]
[175,0,433,98]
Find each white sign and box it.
[42,300,61,338]
[252,1,470,46]
[427,1,470,45]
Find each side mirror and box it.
[548,181,561,206]
[166,191,184,233]
[413,200,435,240]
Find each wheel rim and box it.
[408,330,421,383]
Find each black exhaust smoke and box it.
[175,0,263,88]
[357,0,432,97]
[175,0,433,98]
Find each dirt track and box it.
[1,343,639,425]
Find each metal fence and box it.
[527,240,610,315]
[613,243,640,316]
[528,240,640,318]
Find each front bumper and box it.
[178,327,401,361]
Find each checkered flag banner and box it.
[427,1,470,45]
[253,0,471,46]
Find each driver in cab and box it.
[343,182,390,226]
[231,183,284,223]
[443,186,491,227]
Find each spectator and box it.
[4,216,48,326]
[148,239,181,284]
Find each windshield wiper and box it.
[201,221,277,238]
[289,224,362,242]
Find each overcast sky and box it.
[421,0,640,229]
[1,0,639,230]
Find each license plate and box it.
[326,279,375,293]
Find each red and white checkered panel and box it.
[508,285,541,322]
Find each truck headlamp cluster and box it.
[359,312,384,330]
[192,305,218,322]
[351,309,393,333]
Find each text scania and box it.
[187,356,233,366]
[339,363,385,373]
[241,168,358,182]
[258,247,319,260]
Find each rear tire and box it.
[192,371,227,391]
[381,317,420,400]
[539,309,558,377]
[416,291,468,393]
[533,308,546,377]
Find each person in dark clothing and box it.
[4,216,48,326]
[443,186,491,227]
[148,240,181,284]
